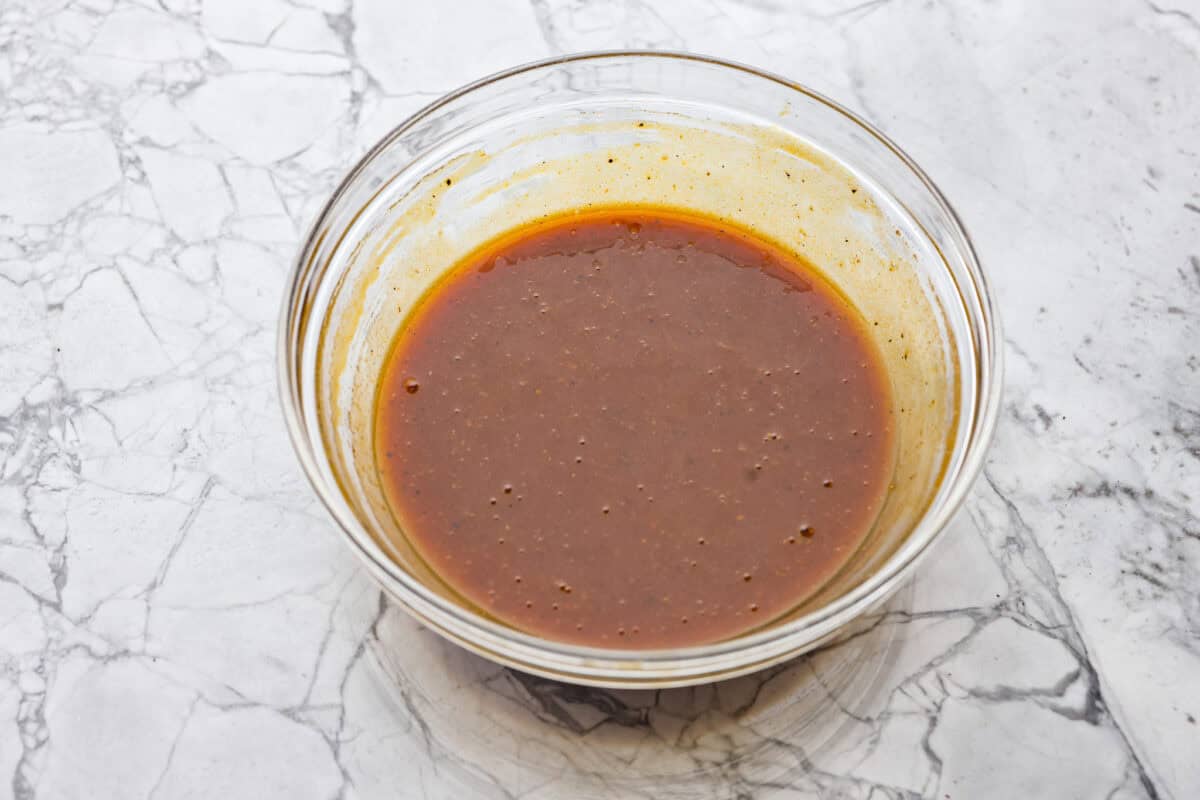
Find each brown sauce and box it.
[374,209,895,648]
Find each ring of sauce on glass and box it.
[374,209,895,648]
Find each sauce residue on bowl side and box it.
[374,208,895,648]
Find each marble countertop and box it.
[1,0,1197,797]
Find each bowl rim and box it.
[277,49,1004,679]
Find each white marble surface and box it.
[0,0,1197,797]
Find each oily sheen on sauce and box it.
[374,210,895,649]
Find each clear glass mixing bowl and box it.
[278,52,1002,688]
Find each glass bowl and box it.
[278,52,1002,688]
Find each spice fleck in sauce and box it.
[375,210,895,648]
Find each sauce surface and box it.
[375,210,895,648]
